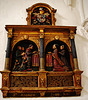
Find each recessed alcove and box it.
[45,40,71,71]
[11,40,38,71]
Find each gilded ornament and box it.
[55,36,59,40]
[23,35,29,39]
[8,28,13,38]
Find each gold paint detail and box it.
[40,92,45,97]
[40,29,44,33]
[7,28,13,38]
[55,36,59,40]
[40,33,44,38]
[23,35,29,39]
[40,29,44,38]
[40,58,45,71]
[3,91,8,97]
[73,58,79,69]
[76,75,81,86]
[19,32,39,35]
[40,77,45,88]
[69,34,75,39]
[69,30,75,39]
[5,58,10,70]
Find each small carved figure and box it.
[16,46,22,65]
[59,45,69,71]
[19,56,28,71]
[21,47,25,58]
[21,47,25,54]
[13,59,20,71]
[25,44,33,71]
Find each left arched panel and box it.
[11,40,39,71]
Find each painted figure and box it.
[19,56,28,71]
[25,44,33,71]
[16,46,22,65]
[52,44,68,71]
[13,44,39,71]
[59,45,69,66]
[13,59,20,71]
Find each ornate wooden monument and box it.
[0,3,83,97]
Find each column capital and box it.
[69,30,75,39]
[39,28,44,38]
[7,28,13,38]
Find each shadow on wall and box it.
[63,0,76,8]
[71,0,76,8]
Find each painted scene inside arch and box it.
[12,40,72,72]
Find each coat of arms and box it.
[31,7,51,25]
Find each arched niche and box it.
[11,36,39,52]
[45,40,72,71]
[11,40,38,71]
[26,3,57,25]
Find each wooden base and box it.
[1,87,82,97]
[0,70,83,97]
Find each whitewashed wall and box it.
[0,0,88,100]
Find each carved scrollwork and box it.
[3,74,8,87]
[76,75,81,86]
[40,76,45,87]
[7,28,13,38]
[47,76,73,87]
[11,76,38,87]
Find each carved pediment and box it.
[26,3,57,25]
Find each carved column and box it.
[5,28,13,70]
[70,30,83,95]
[69,30,79,70]
[39,29,45,71]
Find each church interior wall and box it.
[0,0,88,99]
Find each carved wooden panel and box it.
[47,76,73,87]
[10,76,38,87]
